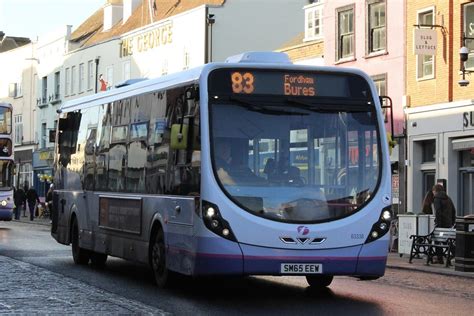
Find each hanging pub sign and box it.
[414,28,437,55]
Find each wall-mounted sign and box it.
[120,22,173,58]
[463,111,474,129]
[414,28,437,55]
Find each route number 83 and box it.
[231,72,255,94]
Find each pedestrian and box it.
[421,190,435,214]
[22,184,29,217]
[25,186,40,221]
[13,186,26,220]
[45,184,54,221]
[432,184,456,264]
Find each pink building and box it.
[322,0,405,139]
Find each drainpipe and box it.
[94,57,100,93]
[448,0,453,102]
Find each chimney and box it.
[103,0,124,32]
[123,0,141,24]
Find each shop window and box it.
[460,148,474,167]
[421,139,436,163]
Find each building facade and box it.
[0,38,35,190]
[280,0,407,213]
[405,0,474,217]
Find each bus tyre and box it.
[306,275,333,288]
[151,228,174,288]
[71,217,90,265]
[90,252,107,267]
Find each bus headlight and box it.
[202,200,237,242]
[0,200,7,207]
[365,206,392,243]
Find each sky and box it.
[0,0,105,39]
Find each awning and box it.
[452,137,474,151]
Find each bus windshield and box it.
[0,107,12,134]
[0,160,14,190]
[210,96,380,223]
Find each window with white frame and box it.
[372,74,387,121]
[65,68,70,96]
[417,9,435,79]
[337,5,355,60]
[8,81,22,98]
[123,60,131,81]
[14,115,23,145]
[161,59,168,75]
[367,0,386,53]
[305,2,323,41]
[41,122,47,148]
[183,47,190,70]
[54,71,60,99]
[71,66,76,94]
[41,76,47,104]
[79,63,85,93]
[464,3,474,70]
[106,66,114,88]
[87,60,94,90]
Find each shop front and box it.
[406,100,474,217]
[32,149,54,199]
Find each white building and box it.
[0,37,35,189]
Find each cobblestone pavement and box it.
[0,256,169,315]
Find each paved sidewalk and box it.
[386,252,474,279]
[11,214,51,226]
[0,255,168,315]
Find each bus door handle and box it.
[60,199,66,214]
[175,205,181,213]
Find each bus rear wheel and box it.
[71,217,90,265]
[151,228,175,288]
[306,275,333,288]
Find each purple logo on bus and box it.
[297,226,310,235]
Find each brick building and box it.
[405,0,474,216]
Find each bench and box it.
[409,227,456,267]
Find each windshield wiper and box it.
[286,97,373,113]
[228,96,308,116]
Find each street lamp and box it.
[459,46,470,87]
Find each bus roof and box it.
[0,103,12,109]
[60,52,374,114]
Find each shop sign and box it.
[463,111,474,129]
[120,22,173,58]
[414,28,437,55]
[39,151,54,160]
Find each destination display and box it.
[208,68,372,99]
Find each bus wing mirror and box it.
[170,124,188,150]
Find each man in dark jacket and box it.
[13,186,26,220]
[432,184,456,228]
[25,186,40,221]
[432,184,456,264]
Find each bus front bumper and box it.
[192,237,388,277]
[0,209,13,221]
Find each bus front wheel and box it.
[151,228,175,288]
[71,217,90,265]
[306,275,333,288]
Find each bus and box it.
[51,52,392,288]
[0,103,15,221]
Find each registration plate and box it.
[280,263,322,274]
